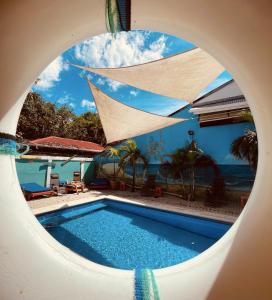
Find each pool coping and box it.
[30,193,237,224]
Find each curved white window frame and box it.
[0,1,271,299]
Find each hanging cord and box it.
[105,0,131,33]
[0,132,29,156]
[105,0,121,33]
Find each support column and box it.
[80,161,85,181]
[45,159,52,187]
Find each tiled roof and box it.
[30,136,104,152]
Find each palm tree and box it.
[118,139,148,192]
[185,141,219,200]
[166,149,188,194]
[159,160,172,191]
[103,146,120,178]
[231,129,258,170]
[168,141,219,200]
[231,111,258,170]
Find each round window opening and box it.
[16,30,257,270]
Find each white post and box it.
[45,159,52,188]
[80,161,85,181]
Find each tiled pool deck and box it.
[28,190,239,223]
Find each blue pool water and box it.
[38,200,231,270]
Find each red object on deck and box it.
[24,190,54,201]
[154,186,163,197]
[119,181,126,191]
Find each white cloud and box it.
[74,31,167,68]
[79,70,87,78]
[35,56,69,89]
[96,77,106,85]
[81,99,96,110]
[75,31,167,92]
[57,94,70,105]
[57,94,75,109]
[106,78,124,91]
[94,76,124,92]
[86,73,94,80]
[130,90,139,97]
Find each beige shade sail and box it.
[74,48,224,103]
[87,80,187,144]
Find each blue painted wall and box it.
[133,106,256,190]
[16,159,95,187]
[16,159,47,186]
[52,160,81,182]
[134,106,255,165]
[93,106,256,190]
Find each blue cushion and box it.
[20,183,50,193]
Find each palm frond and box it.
[231,129,258,170]
[103,146,120,158]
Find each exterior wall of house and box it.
[134,105,256,190]
[135,105,254,164]
[16,159,48,187]
[52,160,81,182]
[15,156,95,187]
[83,161,96,183]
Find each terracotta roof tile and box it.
[30,136,104,152]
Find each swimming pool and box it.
[38,199,231,270]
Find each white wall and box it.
[0,1,272,299]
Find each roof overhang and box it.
[29,143,104,154]
[190,102,249,115]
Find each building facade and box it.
[134,80,256,191]
[16,136,104,187]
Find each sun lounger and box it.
[66,181,85,194]
[20,183,54,201]
[50,173,67,194]
[73,171,81,182]
[65,171,86,194]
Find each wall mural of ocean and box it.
[124,164,255,192]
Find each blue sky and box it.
[32,30,232,116]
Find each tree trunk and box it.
[191,166,195,200]
[179,171,186,197]
[113,157,116,178]
[132,163,136,192]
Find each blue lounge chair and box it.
[20,183,54,201]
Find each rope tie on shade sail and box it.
[0,132,29,156]
[134,268,160,300]
[106,0,131,33]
